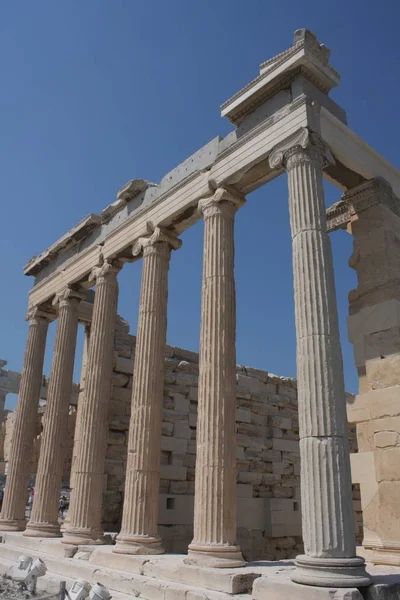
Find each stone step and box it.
[2,532,262,595]
[89,546,261,594]
[0,541,252,600]
[0,531,76,557]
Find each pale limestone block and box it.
[236,447,245,460]
[236,484,253,498]
[236,408,251,423]
[347,300,400,343]
[162,422,174,436]
[112,386,131,402]
[374,431,399,448]
[158,495,194,525]
[368,386,400,419]
[161,436,188,454]
[376,447,400,481]
[188,413,197,428]
[272,439,299,454]
[164,371,176,384]
[112,373,129,387]
[188,387,198,402]
[346,394,371,423]
[174,420,192,440]
[174,395,190,413]
[175,372,198,387]
[356,422,374,452]
[366,355,400,390]
[238,471,263,485]
[370,416,400,434]
[114,356,134,374]
[160,465,187,481]
[237,497,267,529]
[107,431,125,445]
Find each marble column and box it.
[114,226,181,555]
[69,324,90,491]
[61,324,90,534]
[0,308,52,530]
[269,128,371,587]
[62,260,121,545]
[25,287,83,537]
[185,187,245,568]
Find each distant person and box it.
[59,496,67,519]
[27,489,34,516]
[0,488,4,511]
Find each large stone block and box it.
[348,300,400,342]
[174,420,192,439]
[114,356,134,374]
[376,447,400,482]
[272,439,299,454]
[366,354,400,390]
[161,436,188,454]
[160,465,187,481]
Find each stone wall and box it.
[1,316,362,561]
[99,318,362,560]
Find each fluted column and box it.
[114,226,181,555]
[62,260,121,545]
[0,308,52,530]
[25,287,83,537]
[61,324,90,533]
[185,187,245,568]
[69,324,91,491]
[269,128,370,587]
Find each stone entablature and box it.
[0,360,79,407]
[23,31,400,314]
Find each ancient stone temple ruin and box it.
[0,28,400,600]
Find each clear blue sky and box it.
[1,1,399,409]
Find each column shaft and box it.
[25,288,82,537]
[186,187,245,568]
[114,227,181,555]
[61,324,90,533]
[0,309,51,530]
[270,129,370,587]
[62,261,120,545]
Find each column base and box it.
[0,518,26,531]
[185,543,245,568]
[62,527,105,545]
[24,522,61,538]
[291,555,371,588]
[113,534,165,555]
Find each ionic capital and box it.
[132,224,182,258]
[25,306,55,324]
[52,287,86,309]
[89,259,122,284]
[198,186,245,220]
[268,127,334,171]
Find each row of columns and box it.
[0,128,370,587]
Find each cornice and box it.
[24,214,102,277]
[221,29,340,125]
